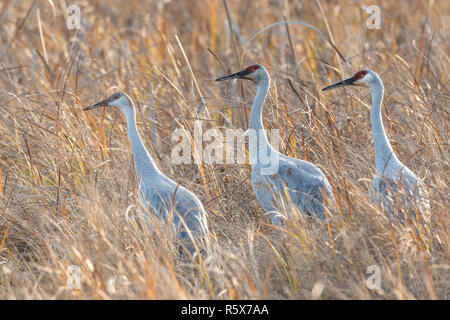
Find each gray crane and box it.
[322,70,430,223]
[216,65,335,225]
[84,92,210,254]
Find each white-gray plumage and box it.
[216,65,335,225]
[323,70,430,222]
[84,92,209,253]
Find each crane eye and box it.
[245,65,260,74]
[111,93,121,100]
[355,70,368,79]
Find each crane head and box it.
[84,91,131,111]
[322,70,372,91]
[215,64,264,83]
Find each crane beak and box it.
[215,69,248,81]
[322,76,357,91]
[83,98,109,111]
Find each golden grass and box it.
[0,0,448,299]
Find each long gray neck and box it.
[121,103,161,178]
[369,78,399,173]
[249,77,270,132]
[249,73,278,165]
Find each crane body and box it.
[323,70,430,222]
[216,65,334,225]
[84,92,209,253]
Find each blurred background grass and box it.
[0,0,448,299]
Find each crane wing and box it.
[138,176,209,246]
[252,158,334,223]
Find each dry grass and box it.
[0,0,448,299]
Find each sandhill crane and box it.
[322,70,430,222]
[216,65,335,225]
[84,91,210,254]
